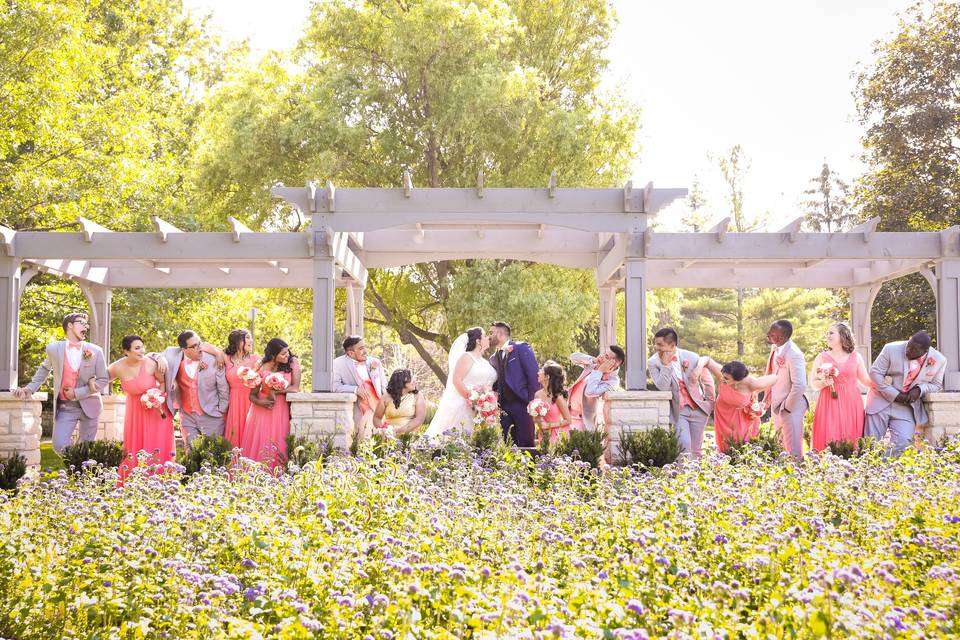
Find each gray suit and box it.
[648,349,716,457]
[865,341,946,456]
[570,353,620,430]
[765,340,808,458]
[331,354,386,439]
[157,348,229,445]
[25,341,108,452]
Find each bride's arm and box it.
[451,354,477,401]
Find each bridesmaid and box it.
[240,338,301,470]
[695,358,777,453]
[810,323,872,452]
[101,335,175,478]
[373,369,427,435]
[533,361,571,444]
[223,329,259,447]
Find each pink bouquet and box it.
[140,387,167,419]
[235,365,262,389]
[743,400,763,420]
[816,363,840,398]
[263,372,289,392]
[468,385,500,427]
[527,398,550,418]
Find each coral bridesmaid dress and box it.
[713,384,760,453]
[224,356,258,447]
[120,364,176,478]
[543,401,568,444]
[240,360,298,470]
[811,352,865,451]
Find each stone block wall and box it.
[288,392,356,451]
[95,395,126,442]
[604,390,673,463]
[922,392,960,444]
[0,392,45,466]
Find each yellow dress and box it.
[383,393,418,433]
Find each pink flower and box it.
[199,360,208,371]
[82,348,93,361]
[776,356,785,368]
[681,360,689,370]
[263,372,289,391]
[369,360,379,370]
[504,345,514,354]
[926,357,936,368]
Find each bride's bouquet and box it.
[140,387,167,419]
[263,372,289,392]
[468,385,500,427]
[235,365,262,389]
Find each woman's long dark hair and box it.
[386,368,417,408]
[542,360,567,403]
[465,327,483,352]
[224,329,249,357]
[262,338,296,373]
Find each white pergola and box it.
[1,178,958,393]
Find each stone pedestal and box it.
[922,392,960,444]
[605,390,673,461]
[97,395,126,441]
[0,391,45,466]
[288,392,356,451]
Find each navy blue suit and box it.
[489,340,541,447]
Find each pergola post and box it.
[0,257,21,390]
[312,230,336,392]
[849,284,881,366]
[598,285,617,351]
[936,259,960,391]
[81,283,113,358]
[623,258,646,390]
[345,283,364,337]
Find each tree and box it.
[801,162,857,232]
[191,0,639,383]
[680,175,711,232]
[854,0,958,353]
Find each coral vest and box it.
[176,360,202,415]
[59,355,79,402]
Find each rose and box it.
[776,356,785,368]
[140,387,167,419]
[369,360,379,370]
[263,372,289,391]
[926,357,936,368]
[82,348,93,361]
[817,364,840,398]
[528,399,550,418]
[503,344,513,354]
[199,360,208,371]
[236,366,262,389]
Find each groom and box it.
[488,321,540,447]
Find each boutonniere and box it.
[504,344,514,354]
[82,348,93,361]
[369,360,379,370]
[776,356,785,367]
[199,360,208,371]
[926,357,936,368]
[681,360,689,371]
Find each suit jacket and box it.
[158,348,229,418]
[647,348,716,424]
[569,352,620,429]
[331,354,386,427]
[766,340,808,414]
[866,341,945,424]
[489,340,540,404]
[26,341,108,419]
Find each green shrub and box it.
[556,429,606,469]
[0,452,27,491]
[284,433,335,470]
[470,423,504,452]
[618,426,681,469]
[61,440,125,474]
[176,435,233,476]
[725,428,783,464]
[826,439,855,459]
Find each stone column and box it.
[598,286,618,351]
[345,283,364,338]
[923,393,960,444]
[849,284,881,367]
[312,228,336,392]
[288,392,356,451]
[605,390,672,464]
[97,395,126,441]
[0,391,44,466]
[0,258,21,391]
[936,259,960,391]
[623,258,647,390]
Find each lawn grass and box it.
[39,441,64,471]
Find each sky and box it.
[184,0,913,228]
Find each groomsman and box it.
[152,330,229,446]
[647,327,716,458]
[865,331,945,456]
[569,345,625,431]
[15,312,108,453]
[763,319,808,457]
[331,336,386,441]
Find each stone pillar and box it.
[598,286,617,351]
[0,257,22,391]
[288,392,356,451]
[849,284,881,367]
[936,259,960,391]
[624,259,647,390]
[922,393,960,444]
[605,390,672,464]
[0,391,44,466]
[97,395,126,441]
[345,283,364,337]
[82,283,113,360]
[312,229,336,392]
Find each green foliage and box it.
[470,423,505,452]
[801,162,856,233]
[826,440,856,459]
[617,427,681,469]
[724,428,784,464]
[60,440,125,474]
[175,435,233,476]
[868,274,937,360]
[284,434,335,470]
[0,453,27,492]
[555,429,606,469]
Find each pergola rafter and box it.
[1,178,957,395]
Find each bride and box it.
[425,327,498,440]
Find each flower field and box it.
[1,442,960,639]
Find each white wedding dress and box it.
[426,334,498,440]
